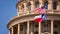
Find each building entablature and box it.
[7,14,60,29]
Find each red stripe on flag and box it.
[34,18,42,23]
[34,7,46,14]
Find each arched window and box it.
[43,0,48,9]
[28,3,31,11]
[22,5,24,14]
[44,1,48,9]
[35,1,39,8]
[53,2,57,10]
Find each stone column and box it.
[31,23,34,34]
[18,24,20,34]
[48,0,53,10]
[30,1,35,12]
[39,22,41,34]
[18,6,22,16]
[39,0,43,7]
[11,27,13,34]
[57,3,60,11]
[27,21,30,34]
[51,20,53,34]
[24,2,29,14]
[9,29,10,34]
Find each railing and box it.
[46,10,60,14]
[46,10,53,14]
[29,10,60,14]
[53,10,60,14]
[18,10,60,16]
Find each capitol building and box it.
[7,0,60,34]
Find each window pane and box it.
[35,2,39,8]
[28,3,31,11]
[53,2,57,10]
[28,6,31,10]
[44,2,48,9]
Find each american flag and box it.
[34,5,46,14]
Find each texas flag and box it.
[34,5,46,14]
[41,14,46,21]
[34,15,42,22]
[34,14,46,23]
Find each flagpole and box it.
[45,6,48,32]
[39,22,41,34]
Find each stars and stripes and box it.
[34,5,46,22]
[34,5,46,14]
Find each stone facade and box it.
[7,0,60,34]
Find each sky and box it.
[0,0,18,34]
